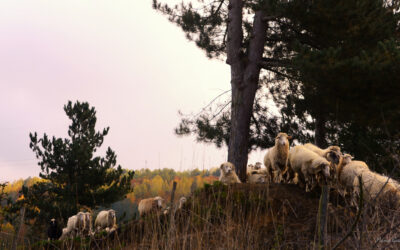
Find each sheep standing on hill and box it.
[336,155,400,207]
[82,212,93,236]
[353,170,400,206]
[77,212,88,236]
[336,154,370,198]
[219,162,241,184]
[288,145,331,192]
[95,209,117,232]
[303,143,342,164]
[59,214,79,240]
[264,133,292,183]
[138,196,167,217]
[304,143,342,180]
[337,155,365,188]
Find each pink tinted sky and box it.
[0,0,265,182]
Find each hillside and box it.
[0,168,220,239]
[31,182,400,249]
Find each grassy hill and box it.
[29,181,400,249]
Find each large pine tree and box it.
[155,0,400,176]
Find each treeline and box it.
[129,168,220,202]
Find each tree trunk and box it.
[226,4,267,182]
[314,112,327,148]
[229,81,258,181]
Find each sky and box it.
[0,0,266,182]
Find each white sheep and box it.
[138,196,166,217]
[247,172,268,184]
[76,212,89,236]
[264,132,292,183]
[288,145,331,192]
[219,162,241,184]
[337,155,369,197]
[82,212,92,236]
[59,214,79,240]
[353,170,400,206]
[247,164,255,174]
[94,209,117,232]
[303,143,342,165]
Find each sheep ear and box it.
[287,136,292,140]
[220,164,224,169]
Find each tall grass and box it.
[5,181,400,249]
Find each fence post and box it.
[318,185,329,250]
[170,181,177,206]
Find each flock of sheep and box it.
[220,132,400,207]
[49,132,399,241]
[48,209,118,240]
[48,197,187,241]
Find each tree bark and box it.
[314,112,327,148]
[227,5,267,182]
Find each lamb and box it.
[138,196,167,217]
[219,162,241,184]
[263,132,292,183]
[47,218,62,241]
[288,145,331,192]
[94,209,117,232]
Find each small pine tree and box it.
[18,101,134,232]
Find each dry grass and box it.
[26,182,400,249]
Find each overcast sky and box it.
[0,0,265,182]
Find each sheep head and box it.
[254,162,262,170]
[179,197,187,206]
[154,196,166,209]
[107,210,116,227]
[326,146,342,164]
[49,218,57,227]
[342,154,353,165]
[275,132,292,147]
